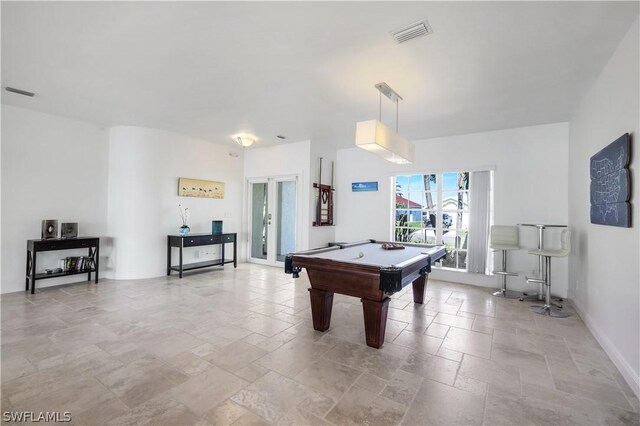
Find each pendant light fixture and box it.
[355,82,414,164]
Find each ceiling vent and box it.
[391,19,432,44]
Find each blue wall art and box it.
[352,181,378,192]
[590,133,631,227]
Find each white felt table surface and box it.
[297,243,440,268]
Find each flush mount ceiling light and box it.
[355,82,414,164]
[233,134,256,148]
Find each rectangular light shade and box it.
[355,120,414,164]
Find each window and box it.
[394,172,470,270]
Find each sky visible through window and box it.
[396,173,464,206]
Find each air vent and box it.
[391,19,432,44]
[5,87,35,97]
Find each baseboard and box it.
[571,297,640,399]
[430,269,497,288]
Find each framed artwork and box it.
[178,177,225,199]
[589,133,631,227]
[352,181,378,192]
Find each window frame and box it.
[393,172,470,271]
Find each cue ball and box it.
[358,251,364,258]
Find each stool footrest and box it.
[494,271,519,277]
[526,277,546,284]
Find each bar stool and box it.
[518,223,567,303]
[490,226,523,298]
[528,228,571,317]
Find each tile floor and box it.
[1,264,638,425]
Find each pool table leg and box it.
[412,275,427,304]
[309,288,334,331]
[362,297,390,349]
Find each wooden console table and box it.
[26,237,100,294]
[167,233,237,278]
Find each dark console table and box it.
[167,233,237,278]
[26,237,99,294]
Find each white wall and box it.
[107,126,244,279]
[1,105,110,293]
[335,122,570,294]
[567,17,639,396]
[1,106,3,291]
[243,140,311,257]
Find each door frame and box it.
[247,174,301,266]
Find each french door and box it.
[248,176,298,265]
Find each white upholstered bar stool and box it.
[528,228,571,317]
[490,226,523,298]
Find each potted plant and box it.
[179,204,190,236]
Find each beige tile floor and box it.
[1,263,638,425]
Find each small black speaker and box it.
[41,220,58,239]
[61,222,78,239]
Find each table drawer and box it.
[222,234,235,243]
[34,238,97,251]
[183,236,217,247]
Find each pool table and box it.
[285,240,446,348]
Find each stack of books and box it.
[64,256,94,272]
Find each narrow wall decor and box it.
[313,157,334,226]
[590,133,631,227]
[178,177,225,199]
[352,182,378,192]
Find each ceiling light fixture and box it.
[233,134,256,148]
[355,82,414,164]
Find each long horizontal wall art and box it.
[178,177,225,199]
[352,181,378,192]
[589,133,631,227]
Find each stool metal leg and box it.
[520,250,545,301]
[521,227,546,301]
[534,228,545,300]
[493,250,523,299]
[529,256,569,318]
[536,250,544,300]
